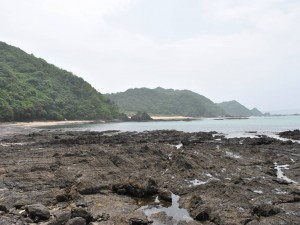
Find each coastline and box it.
[0,120,95,139]
[151,116,195,120]
[10,120,95,127]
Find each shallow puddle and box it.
[274,162,298,184]
[139,194,193,224]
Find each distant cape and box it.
[217,100,264,117]
[106,87,264,117]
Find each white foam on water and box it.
[267,133,300,144]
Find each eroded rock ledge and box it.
[0,130,299,224]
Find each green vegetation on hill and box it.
[106,87,225,117]
[0,41,120,121]
[250,108,264,116]
[217,100,263,117]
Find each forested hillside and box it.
[217,100,264,117]
[106,87,225,117]
[0,41,120,121]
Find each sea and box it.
[41,115,300,139]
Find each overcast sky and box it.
[1,0,300,112]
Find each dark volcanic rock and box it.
[129,217,153,225]
[13,200,31,210]
[112,176,158,197]
[0,205,8,213]
[158,189,172,202]
[71,207,93,223]
[1,129,300,224]
[252,204,280,217]
[25,204,50,221]
[244,136,276,145]
[189,197,211,222]
[73,180,109,195]
[192,207,211,222]
[118,113,131,121]
[56,191,70,202]
[279,129,300,140]
[0,214,27,225]
[48,211,71,225]
[131,112,153,121]
[66,217,86,225]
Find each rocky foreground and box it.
[0,130,299,225]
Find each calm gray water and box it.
[43,115,300,138]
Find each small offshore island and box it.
[0,129,299,224]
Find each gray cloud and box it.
[0,0,299,112]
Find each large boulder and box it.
[158,189,172,202]
[131,112,153,121]
[71,207,93,223]
[0,205,8,213]
[279,129,300,140]
[48,210,71,225]
[118,113,131,121]
[66,217,86,225]
[25,204,50,221]
[72,180,109,195]
[252,204,280,217]
[112,176,158,197]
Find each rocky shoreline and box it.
[0,130,299,224]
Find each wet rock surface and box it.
[279,129,300,140]
[0,130,299,224]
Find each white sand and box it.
[151,116,193,120]
[10,120,94,127]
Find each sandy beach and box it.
[151,116,194,120]
[0,120,94,138]
[11,120,95,127]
